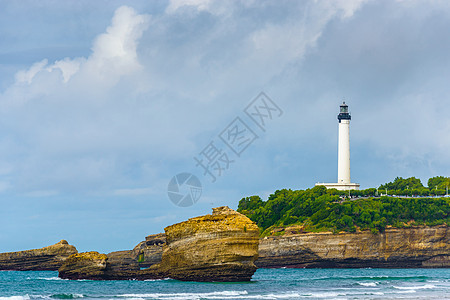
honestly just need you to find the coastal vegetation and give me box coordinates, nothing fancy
[378,176,450,196]
[237,176,450,236]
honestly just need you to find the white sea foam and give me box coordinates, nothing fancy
[357,282,378,287]
[393,289,417,294]
[60,294,84,299]
[0,296,31,300]
[36,277,67,281]
[302,292,347,298]
[367,292,384,295]
[119,291,249,299]
[200,292,302,299]
[393,284,436,290]
[118,291,308,300]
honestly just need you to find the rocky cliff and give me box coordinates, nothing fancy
[58,251,166,280]
[156,206,259,281]
[127,225,450,270]
[58,207,260,281]
[0,240,78,271]
[257,225,450,268]
[59,251,109,280]
[131,233,166,268]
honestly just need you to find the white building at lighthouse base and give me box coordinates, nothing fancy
[315,182,360,191]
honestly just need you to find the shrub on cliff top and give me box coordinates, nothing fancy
[237,188,450,235]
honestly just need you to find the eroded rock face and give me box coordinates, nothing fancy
[59,252,108,280]
[131,233,166,268]
[107,250,140,272]
[157,206,259,282]
[59,251,165,280]
[257,225,450,268]
[0,240,78,271]
[58,207,259,281]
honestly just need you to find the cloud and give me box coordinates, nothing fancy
[166,0,213,13]
[9,6,149,92]
[48,58,82,83]
[15,59,49,84]
[85,6,150,83]
[0,5,152,195]
[1,0,450,252]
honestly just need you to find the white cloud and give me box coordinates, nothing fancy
[1,0,450,252]
[85,6,150,83]
[330,0,369,19]
[166,0,213,13]
[47,58,83,83]
[5,5,149,102]
[0,5,152,194]
[15,59,48,84]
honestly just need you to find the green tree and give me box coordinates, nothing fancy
[428,176,450,190]
[238,196,263,211]
[380,177,424,191]
[237,187,450,235]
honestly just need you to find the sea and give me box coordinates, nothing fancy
[0,268,449,300]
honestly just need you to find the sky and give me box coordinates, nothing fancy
[0,0,449,253]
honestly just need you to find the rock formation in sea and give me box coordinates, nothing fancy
[156,206,260,281]
[0,240,78,271]
[130,233,166,268]
[256,225,450,268]
[58,251,166,280]
[58,206,260,281]
[132,225,450,270]
[59,251,109,280]
[4,214,447,279]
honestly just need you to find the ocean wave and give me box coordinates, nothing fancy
[0,294,85,300]
[206,293,302,299]
[36,277,67,281]
[366,292,384,296]
[357,282,378,287]
[393,289,417,294]
[393,284,436,290]
[143,278,171,282]
[117,291,308,300]
[301,292,346,298]
[119,291,249,299]
[314,275,429,281]
[50,294,84,299]
[0,296,31,300]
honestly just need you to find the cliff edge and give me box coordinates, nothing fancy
[59,207,260,281]
[257,225,449,268]
[0,240,78,271]
[156,206,259,281]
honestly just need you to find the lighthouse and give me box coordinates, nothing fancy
[316,102,360,191]
[338,102,351,184]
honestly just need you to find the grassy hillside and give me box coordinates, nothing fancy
[237,185,450,236]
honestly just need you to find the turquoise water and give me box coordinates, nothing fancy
[0,268,449,299]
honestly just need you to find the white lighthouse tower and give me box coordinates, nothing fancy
[338,102,351,184]
[316,102,359,191]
